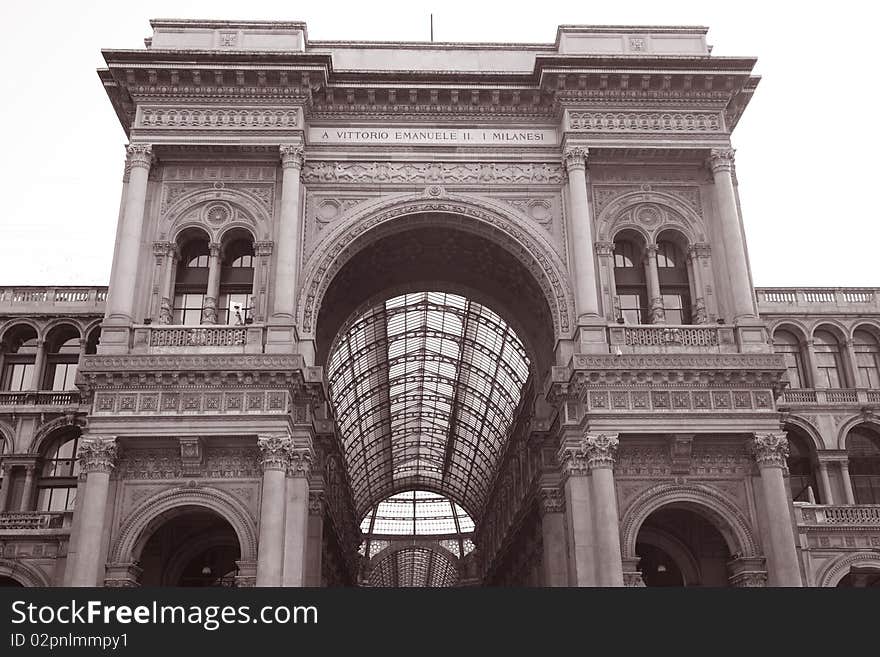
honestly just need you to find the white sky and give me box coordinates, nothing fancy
[1,1,877,287]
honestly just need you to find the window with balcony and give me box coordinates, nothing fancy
[218,232,255,325]
[773,329,807,389]
[45,325,80,391]
[36,432,80,512]
[173,231,210,325]
[846,427,880,505]
[656,235,692,324]
[813,330,845,389]
[853,329,880,389]
[786,430,819,502]
[1,324,38,391]
[613,234,647,324]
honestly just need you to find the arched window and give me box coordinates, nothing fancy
[45,326,80,391]
[656,238,691,324]
[813,330,845,389]
[853,330,880,389]
[1,325,38,391]
[773,329,807,389]
[37,433,81,512]
[173,234,210,325]
[218,234,255,325]
[786,430,818,502]
[613,235,647,324]
[846,428,880,505]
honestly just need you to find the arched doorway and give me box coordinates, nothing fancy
[137,508,241,587]
[837,567,880,587]
[635,507,733,587]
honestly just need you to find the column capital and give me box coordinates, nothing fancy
[709,148,736,174]
[287,448,313,478]
[556,442,590,478]
[687,242,711,259]
[254,241,274,256]
[563,146,588,172]
[152,241,177,258]
[594,241,616,257]
[76,436,119,475]
[644,243,659,258]
[584,433,620,469]
[208,242,222,258]
[279,144,305,170]
[125,144,154,171]
[751,432,790,468]
[257,433,292,471]
[537,487,565,515]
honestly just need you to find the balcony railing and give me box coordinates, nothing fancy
[0,286,107,313]
[779,388,880,406]
[0,512,69,530]
[0,391,82,407]
[797,504,880,526]
[608,324,737,353]
[132,324,265,354]
[756,287,880,312]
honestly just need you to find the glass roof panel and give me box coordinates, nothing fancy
[328,291,530,517]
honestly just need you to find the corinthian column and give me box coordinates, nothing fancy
[155,242,178,324]
[557,440,595,586]
[585,433,624,586]
[256,433,291,586]
[282,448,312,587]
[708,149,757,321]
[202,242,222,324]
[751,433,802,586]
[563,147,601,321]
[69,437,118,586]
[644,245,665,324]
[106,144,153,325]
[272,145,305,322]
[537,487,567,587]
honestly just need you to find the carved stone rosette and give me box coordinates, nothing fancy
[709,148,735,174]
[77,436,119,475]
[751,433,789,469]
[537,487,565,515]
[257,433,292,471]
[584,433,620,470]
[280,144,305,170]
[557,443,590,478]
[563,146,589,173]
[287,448,313,478]
[126,144,154,170]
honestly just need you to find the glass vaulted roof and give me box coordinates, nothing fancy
[327,292,530,518]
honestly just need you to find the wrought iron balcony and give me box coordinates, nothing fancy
[0,390,82,408]
[0,512,70,531]
[779,388,880,407]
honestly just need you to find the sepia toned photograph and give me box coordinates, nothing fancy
[1,0,878,608]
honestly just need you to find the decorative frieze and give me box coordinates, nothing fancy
[301,161,564,185]
[568,110,723,133]
[577,387,773,413]
[178,437,204,476]
[76,437,118,475]
[537,488,565,515]
[91,389,291,417]
[138,107,300,130]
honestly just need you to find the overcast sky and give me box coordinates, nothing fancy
[1,1,876,287]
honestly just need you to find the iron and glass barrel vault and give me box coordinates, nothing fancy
[1,20,879,589]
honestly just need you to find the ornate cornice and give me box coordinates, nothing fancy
[709,148,735,174]
[125,144,154,170]
[584,433,619,469]
[751,432,789,468]
[280,144,305,170]
[77,436,118,475]
[257,433,291,471]
[287,448,313,478]
[563,146,588,172]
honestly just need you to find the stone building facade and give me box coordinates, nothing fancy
[1,20,878,588]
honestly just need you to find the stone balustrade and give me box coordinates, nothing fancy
[779,388,880,407]
[756,287,880,313]
[797,504,880,526]
[608,324,737,353]
[0,286,107,313]
[132,324,266,354]
[0,512,69,531]
[0,391,82,408]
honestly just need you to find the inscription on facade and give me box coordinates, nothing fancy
[308,127,558,146]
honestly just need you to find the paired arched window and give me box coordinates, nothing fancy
[813,330,845,389]
[853,330,880,388]
[1,325,38,391]
[773,329,807,389]
[786,429,819,503]
[173,233,210,325]
[611,231,693,325]
[846,428,880,505]
[37,432,81,512]
[218,234,255,325]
